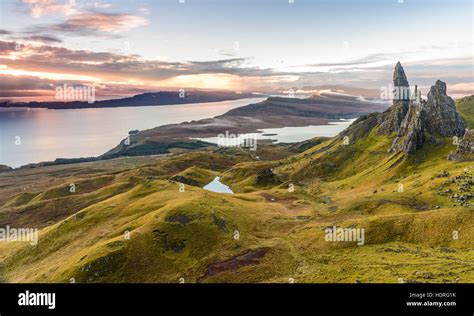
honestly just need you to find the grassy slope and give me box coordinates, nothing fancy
[0,113,473,283]
[456,95,474,129]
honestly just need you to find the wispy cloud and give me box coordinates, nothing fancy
[0,40,292,97]
[33,12,149,35]
[93,2,112,9]
[0,41,282,80]
[1,37,472,100]
[12,35,63,44]
[20,0,78,18]
[20,0,148,37]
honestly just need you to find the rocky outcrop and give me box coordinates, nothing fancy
[0,165,12,172]
[340,112,381,143]
[390,104,424,153]
[378,62,410,135]
[448,129,474,161]
[169,175,200,186]
[423,80,465,137]
[343,62,467,155]
[255,168,281,186]
[385,64,465,153]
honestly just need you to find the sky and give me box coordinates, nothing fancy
[0,0,472,101]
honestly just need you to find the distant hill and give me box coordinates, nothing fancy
[0,164,12,172]
[222,93,387,119]
[103,93,388,159]
[0,90,260,110]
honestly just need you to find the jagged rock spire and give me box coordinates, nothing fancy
[378,62,410,134]
[430,80,447,96]
[393,61,409,88]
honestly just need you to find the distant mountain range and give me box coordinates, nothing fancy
[0,90,261,110]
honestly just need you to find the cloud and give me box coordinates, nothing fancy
[448,82,474,99]
[20,0,148,37]
[21,0,78,18]
[0,73,158,99]
[449,82,474,92]
[0,29,62,45]
[0,74,55,90]
[14,35,63,44]
[137,7,150,15]
[0,40,284,85]
[93,2,112,9]
[0,41,18,54]
[188,58,279,77]
[0,39,298,98]
[0,41,284,79]
[304,53,391,68]
[299,44,473,73]
[0,39,472,100]
[45,12,149,34]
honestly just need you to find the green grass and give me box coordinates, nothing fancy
[456,95,474,129]
[0,119,472,283]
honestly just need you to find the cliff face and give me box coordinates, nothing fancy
[389,104,424,153]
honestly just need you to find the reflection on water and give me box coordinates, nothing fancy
[203,176,234,194]
[0,98,265,168]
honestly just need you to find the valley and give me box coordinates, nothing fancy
[0,63,472,283]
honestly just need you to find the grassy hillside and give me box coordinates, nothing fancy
[456,95,474,129]
[0,119,472,283]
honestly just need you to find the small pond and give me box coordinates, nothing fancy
[203,176,234,194]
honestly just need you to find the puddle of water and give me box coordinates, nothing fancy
[203,176,234,194]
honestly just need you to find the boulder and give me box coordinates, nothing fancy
[448,129,474,161]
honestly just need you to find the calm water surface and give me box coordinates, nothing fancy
[0,98,265,168]
[203,176,234,194]
[197,119,356,145]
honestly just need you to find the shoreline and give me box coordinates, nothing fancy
[1,94,388,169]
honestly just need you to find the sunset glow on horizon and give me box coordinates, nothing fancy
[0,0,472,101]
